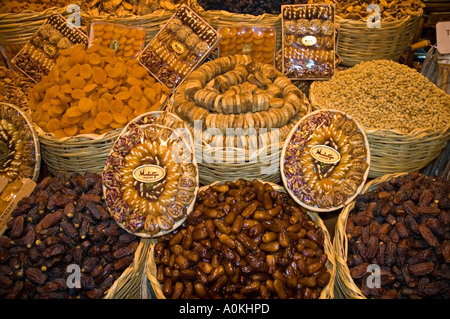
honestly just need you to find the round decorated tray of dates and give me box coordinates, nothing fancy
[147,179,336,299]
[281,109,370,212]
[103,111,199,238]
[0,102,40,182]
[335,171,450,299]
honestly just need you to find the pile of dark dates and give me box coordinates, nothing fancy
[196,0,308,16]
[154,179,331,299]
[346,171,450,299]
[0,173,139,299]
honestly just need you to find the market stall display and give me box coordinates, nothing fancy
[310,59,450,178]
[147,179,335,299]
[103,111,198,238]
[281,109,370,212]
[171,54,311,184]
[334,171,450,299]
[0,173,146,299]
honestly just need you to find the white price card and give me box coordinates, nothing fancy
[436,21,450,54]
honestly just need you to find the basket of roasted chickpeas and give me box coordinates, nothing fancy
[146,179,336,299]
[28,43,171,176]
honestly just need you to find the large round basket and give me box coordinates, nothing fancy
[335,13,422,67]
[104,238,152,299]
[333,172,408,299]
[35,126,121,176]
[187,0,283,51]
[309,86,450,179]
[146,180,337,299]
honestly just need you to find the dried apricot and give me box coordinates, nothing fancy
[71,89,86,100]
[46,118,61,132]
[133,66,148,79]
[66,106,82,118]
[79,64,93,79]
[92,67,107,84]
[113,112,127,124]
[63,124,78,136]
[115,90,131,101]
[97,98,110,112]
[78,97,93,113]
[110,99,123,113]
[88,52,102,65]
[70,77,86,89]
[83,83,97,93]
[83,118,96,133]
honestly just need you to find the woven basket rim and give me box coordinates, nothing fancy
[0,102,41,182]
[102,110,199,239]
[146,180,337,299]
[280,108,371,213]
[35,123,122,143]
[309,83,450,138]
[333,171,410,299]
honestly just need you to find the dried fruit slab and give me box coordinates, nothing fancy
[138,4,221,91]
[281,4,336,80]
[218,26,277,65]
[0,103,40,183]
[88,21,147,60]
[281,109,370,212]
[11,13,88,83]
[103,111,199,238]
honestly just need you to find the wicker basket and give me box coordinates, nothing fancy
[146,180,337,299]
[188,0,283,51]
[35,126,121,176]
[335,13,422,67]
[309,88,450,179]
[333,172,408,299]
[104,238,152,299]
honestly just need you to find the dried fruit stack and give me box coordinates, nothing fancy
[172,54,311,148]
[346,172,450,299]
[0,173,140,299]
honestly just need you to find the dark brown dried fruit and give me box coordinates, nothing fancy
[25,267,47,285]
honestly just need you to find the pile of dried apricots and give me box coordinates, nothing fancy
[28,44,170,138]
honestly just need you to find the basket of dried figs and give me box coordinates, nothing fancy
[169,54,311,185]
[334,171,450,299]
[146,179,336,299]
[0,173,151,299]
[103,111,199,239]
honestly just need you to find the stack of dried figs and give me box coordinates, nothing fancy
[0,173,140,299]
[346,172,450,299]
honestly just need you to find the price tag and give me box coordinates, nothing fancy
[436,21,450,54]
